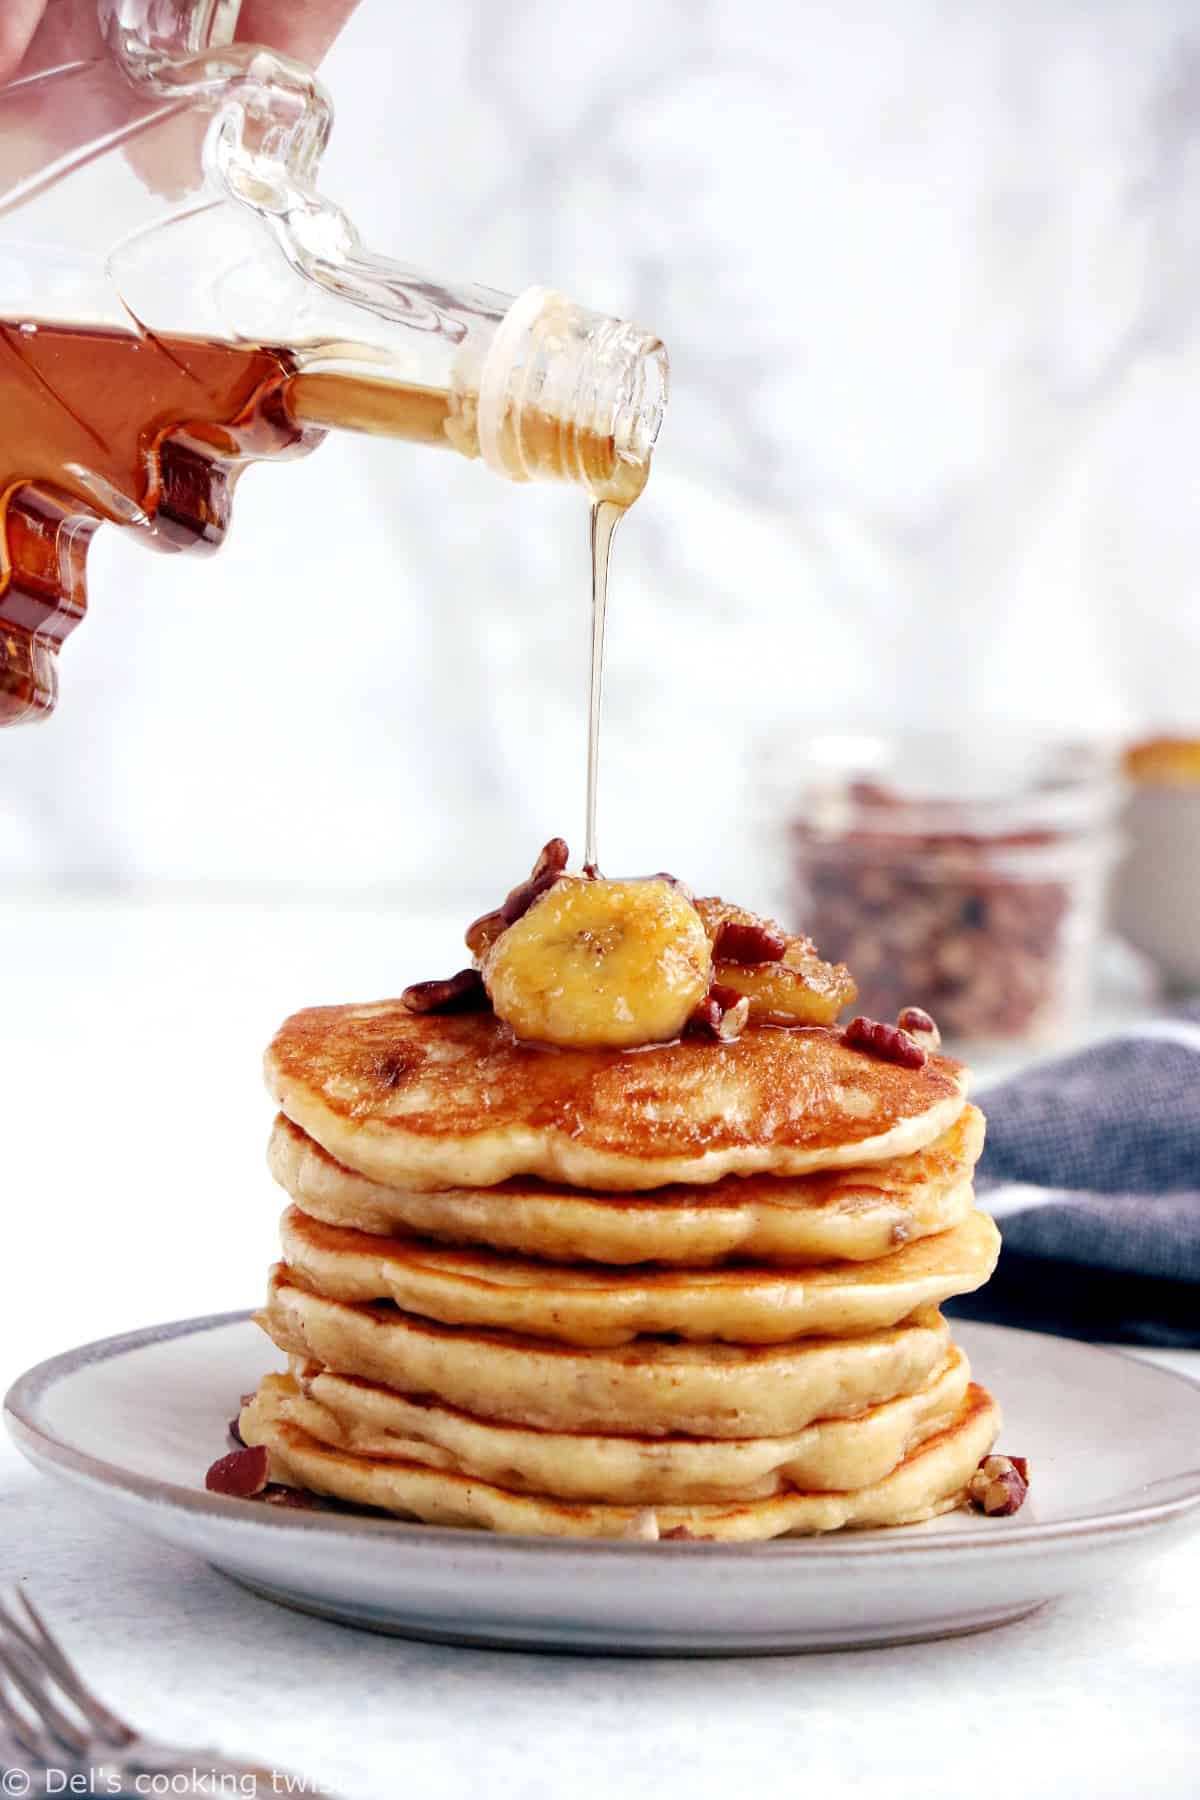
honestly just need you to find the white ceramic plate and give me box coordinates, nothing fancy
[6,1315,1200,1654]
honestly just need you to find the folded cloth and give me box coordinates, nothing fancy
[948,1007,1200,1347]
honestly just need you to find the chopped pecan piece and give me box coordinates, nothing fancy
[205,1444,269,1498]
[967,1454,1030,1516]
[401,968,489,1014]
[661,1525,706,1541]
[843,1014,927,1069]
[262,1483,324,1509]
[618,1508,661,1541]
[689,983,751,1043]
[789,805,1071,1044]
[228,1390,256,1443]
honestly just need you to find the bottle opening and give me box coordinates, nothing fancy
[475,287,668,504]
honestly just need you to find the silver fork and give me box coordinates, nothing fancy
[0,1589,326,1797]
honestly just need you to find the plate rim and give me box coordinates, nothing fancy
[6,1309,1200,1561]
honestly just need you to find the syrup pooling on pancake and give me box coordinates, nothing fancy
[265,1007,969,1193]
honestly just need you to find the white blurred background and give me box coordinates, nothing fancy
[4,0,1200,910]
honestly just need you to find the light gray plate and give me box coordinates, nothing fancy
[6,1314,1200,1654]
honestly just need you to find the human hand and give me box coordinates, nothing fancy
[0,0,360,84]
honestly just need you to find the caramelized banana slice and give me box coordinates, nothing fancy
[695,897,857,1027]
[484,877,713,1049]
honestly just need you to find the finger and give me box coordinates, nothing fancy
[236,0,360,67]
[0,0,47,84]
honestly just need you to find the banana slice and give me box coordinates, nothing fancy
[483,877,713,1049]
[695,896,857,1027]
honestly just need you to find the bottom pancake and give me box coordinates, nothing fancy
[282,1347,971,1501]
[239,1374,1000,1540]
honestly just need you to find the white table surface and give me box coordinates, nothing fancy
[1,895,1197,1800]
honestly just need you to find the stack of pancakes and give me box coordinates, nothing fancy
[240,1001,1002,1539]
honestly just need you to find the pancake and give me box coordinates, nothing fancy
[268,1105,986,1265]
[278,1204,1000,1347]
[240,1373,1001,1539]
[264,1006,969,1193]
[284,1346,971,1501]
[258,1267,954,1437]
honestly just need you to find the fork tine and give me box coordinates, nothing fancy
[0,1635,92,1758]
[9,1591,135,1746]
[0,1667,58,1764]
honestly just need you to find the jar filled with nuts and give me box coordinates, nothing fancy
[774,733,1123,1049]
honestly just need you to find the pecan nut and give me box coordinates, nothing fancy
[205,1444,269,1498]
[618,1508,661,1541]
[689,983,751,1043]
[464,908,507,959]
[228,1391,255,1446]
[790,807,1070,1044]
[465,839,570,957]
[897,1005,942,1050]
[262,1483,324,1509]
[500,837,570,925]
[843,1014,927,1069]
[402,968,489,1014]
[967,1454,1030,1516]
[713,918,788,964]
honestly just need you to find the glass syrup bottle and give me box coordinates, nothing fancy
[0,0,667,724]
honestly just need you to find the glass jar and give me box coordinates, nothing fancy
[772,733,1123,1049]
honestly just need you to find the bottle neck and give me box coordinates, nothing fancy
[282,287,667,506]
[97,4,668,502]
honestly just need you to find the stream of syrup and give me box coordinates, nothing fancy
[584,498,624,874]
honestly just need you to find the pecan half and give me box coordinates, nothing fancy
[500,837,570,925]
[205,1444,269,1498]
[401,968,489,1014]
[464,908,507,960]
[897,1005,942,1050]
[967,1454,1030,1516]
[843,1015,927,1069]
[713,918,788,964]
[465,839,571,958]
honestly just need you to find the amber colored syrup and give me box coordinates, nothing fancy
[0,322,477,725]
[584,498,624,873]
[0,316,645,817]
[0,321,321,724]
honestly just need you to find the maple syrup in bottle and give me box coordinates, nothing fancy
[0,5,666,724]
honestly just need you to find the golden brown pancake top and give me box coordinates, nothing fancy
[264,1004,969,1192]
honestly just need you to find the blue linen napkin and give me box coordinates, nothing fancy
[947,1007,1200,1346]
